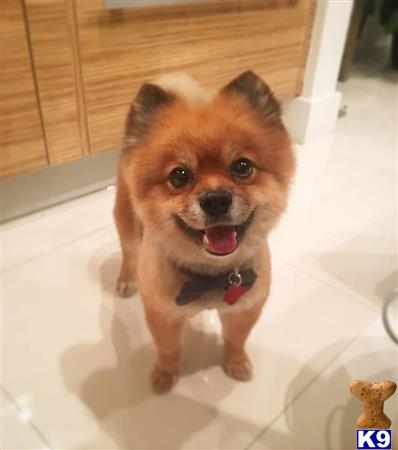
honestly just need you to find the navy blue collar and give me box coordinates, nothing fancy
[176,268,257,306]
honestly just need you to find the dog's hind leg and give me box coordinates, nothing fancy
[113,164,140,297]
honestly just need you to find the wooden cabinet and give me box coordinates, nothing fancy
[1,0,47,178]
[24,0,88,165]
[76,0,315,154]
[1,0,315,178]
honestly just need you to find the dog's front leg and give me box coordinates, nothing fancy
[219,300,264,381]
[144,306,186,394]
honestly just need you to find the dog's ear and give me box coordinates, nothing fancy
[124,83,175,148]
[221,70,281,125]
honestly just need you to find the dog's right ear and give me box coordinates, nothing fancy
[124,83,175,148]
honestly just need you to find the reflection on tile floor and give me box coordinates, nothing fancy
[2,63,397,449]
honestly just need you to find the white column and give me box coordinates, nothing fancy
[283,0,354,144]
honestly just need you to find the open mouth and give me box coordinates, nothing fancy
[203,225,238,255]
[173,213,254,256]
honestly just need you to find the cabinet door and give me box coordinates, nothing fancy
[24,0,89,165]
[1,0,48,178]
[76,0,315,154]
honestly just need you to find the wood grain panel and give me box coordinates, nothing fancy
[76,0,316,154]
[295,0,317,94]
[0,0,47,178]
[24,0,88,165]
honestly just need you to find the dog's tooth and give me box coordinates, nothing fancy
[203,234,209,245]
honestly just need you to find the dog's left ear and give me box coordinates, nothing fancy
[221,70,281,125]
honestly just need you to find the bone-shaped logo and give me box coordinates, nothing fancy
[350,380,397,429]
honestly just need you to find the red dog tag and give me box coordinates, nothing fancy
[223,285,247,305]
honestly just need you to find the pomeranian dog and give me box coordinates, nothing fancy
[114,71,294,393]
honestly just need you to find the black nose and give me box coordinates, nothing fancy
[199,190,232,217]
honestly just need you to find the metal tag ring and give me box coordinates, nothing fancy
[228,271,242,287]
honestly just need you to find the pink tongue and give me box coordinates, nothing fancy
[204,226,237,255]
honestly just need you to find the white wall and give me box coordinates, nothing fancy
[283,0,354,144]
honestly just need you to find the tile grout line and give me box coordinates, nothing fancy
[1,385,53,450]
[271,252,380,313]
[243,315,379,450]
[2,223,114,274]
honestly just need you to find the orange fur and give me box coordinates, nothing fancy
[114,72,294,392]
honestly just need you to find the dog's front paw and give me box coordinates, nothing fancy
[116,279,137,298]
[223,353,253,381]
[151,366,179,394]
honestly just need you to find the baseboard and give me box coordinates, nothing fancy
[1,150,118,222]
[282,91,342,144]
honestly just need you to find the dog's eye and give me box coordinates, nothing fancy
[230,158,254,178]
[169,167,192,188]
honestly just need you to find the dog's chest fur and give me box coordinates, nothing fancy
[137,237,271,317]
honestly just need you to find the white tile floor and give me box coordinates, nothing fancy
[1,64,397,449]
